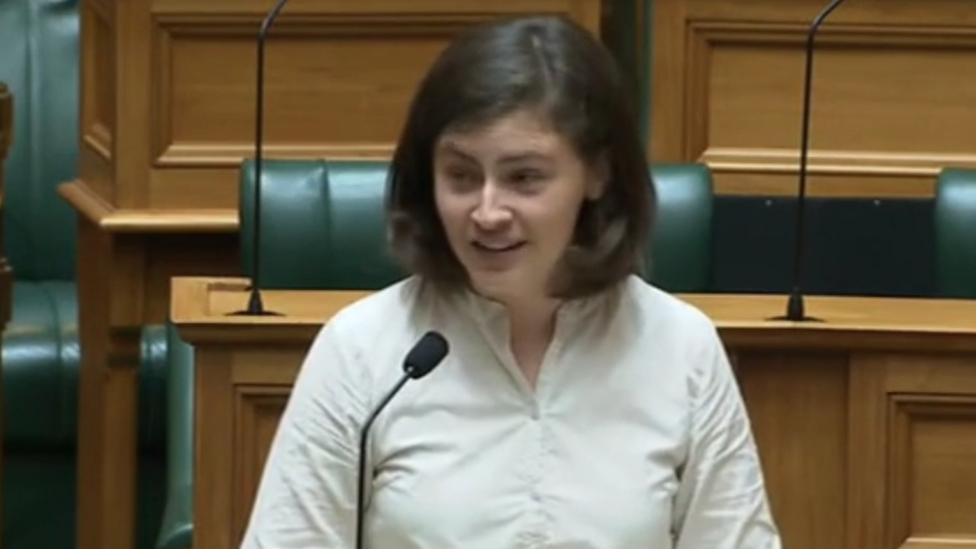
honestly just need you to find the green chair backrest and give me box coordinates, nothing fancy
[646,162,713,292]
[240,159,714,293]
[0,0,80,281]
[239,159,404,290]
[934,168,976,298]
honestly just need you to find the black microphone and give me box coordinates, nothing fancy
[773,0,850,322]
[354,331,450,549]
[232,0,292,317]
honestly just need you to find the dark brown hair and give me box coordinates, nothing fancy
[386,15,654,299]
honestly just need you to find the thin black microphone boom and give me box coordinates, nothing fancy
[233,0,292,317]
[355,331,450,549]
[774,0,850,322]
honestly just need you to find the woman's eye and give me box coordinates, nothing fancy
[508,169,544,186]
[443,168,480,189]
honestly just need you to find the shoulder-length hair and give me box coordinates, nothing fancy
[386,15,654,299]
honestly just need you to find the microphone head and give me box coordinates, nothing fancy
[403,331,449,379]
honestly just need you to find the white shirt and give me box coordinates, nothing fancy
[240,275,782,549]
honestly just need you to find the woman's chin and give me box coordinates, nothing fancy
[469,278,512,302]
[467,270,520,302]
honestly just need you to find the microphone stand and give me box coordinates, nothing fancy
[231,0,292,317]
[354,332,449,549]
[773,0,850,322]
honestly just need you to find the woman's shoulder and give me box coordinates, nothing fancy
[618,276,739,397]
[302,276,442,381]
[605,276,729,384]
[326,276,429,332]
[619,275,719,344]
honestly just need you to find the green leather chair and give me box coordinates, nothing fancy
[148,324,195,549]
[0,81,11,330]
[238,159,715,292]
[0,1,172,547]
[934,168,976,298]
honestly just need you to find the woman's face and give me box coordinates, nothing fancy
[433,109,605,304]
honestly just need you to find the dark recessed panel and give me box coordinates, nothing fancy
[712,197,935,297]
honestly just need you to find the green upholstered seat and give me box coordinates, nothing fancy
[0,82,10,331]
[0,1,169,547]
[1,1,85,545]
[934,168,976,298]
[239,160,403,290]
[2,288,170,549]
[147,324,195,549]
[646,163,713,292]
[239,158,714,292]
[3,281,79,549]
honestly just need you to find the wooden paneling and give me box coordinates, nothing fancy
[650,0,976,197]
[69,0,603,218]
[174,278,976,549]
[736,351,976,549]
[70,217,240,549]
[733,351,849,549]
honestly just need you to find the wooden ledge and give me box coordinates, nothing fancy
[58,180,238,233]
[171,276,976,352]
[172,277,368,326]
[172,277,369,344]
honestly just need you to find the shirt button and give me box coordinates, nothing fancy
[530,403,540,420]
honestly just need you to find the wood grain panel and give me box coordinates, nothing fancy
[890,399,976,545]
[735,351,849,549]
[233,388,288,546]
[79,0,115,202]
[81,7,114,155]
[141,232,240,320]
[196,345,303,549]
[884,355,976,549]
[150,17,469,209]
[155,20,465,161]
[650,0,976,197]
[705,31,976,154]
[73,0,602,217]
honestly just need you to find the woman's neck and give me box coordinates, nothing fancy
[507,298,559,335]
[505,297,561,388]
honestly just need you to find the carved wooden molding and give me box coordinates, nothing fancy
[650,0,976,198]
[685,22,976,197]
[77,0,601,216]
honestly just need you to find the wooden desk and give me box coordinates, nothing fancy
[173,276,976,549]
[0,81,13,549]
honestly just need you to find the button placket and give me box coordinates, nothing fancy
[527,387,555,545]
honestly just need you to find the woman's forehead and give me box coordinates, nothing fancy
[435,110,570,162]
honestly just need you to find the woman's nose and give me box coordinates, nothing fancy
[471,183,512,228]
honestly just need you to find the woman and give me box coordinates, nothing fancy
[240,14,782,549]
